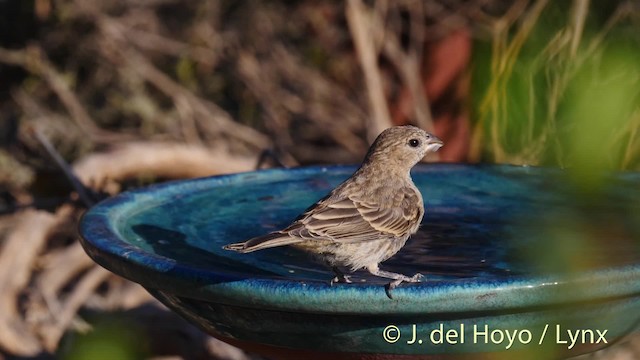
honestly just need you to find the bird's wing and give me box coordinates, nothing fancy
[285,187,423,243]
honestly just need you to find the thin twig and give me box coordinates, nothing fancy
[30,126,97,208]
[346,0,393,141]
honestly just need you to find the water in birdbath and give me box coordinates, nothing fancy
[119,164,640,286]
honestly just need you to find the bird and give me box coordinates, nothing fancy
[224,125,443,298]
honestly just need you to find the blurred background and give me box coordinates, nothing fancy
[0,0,639,359]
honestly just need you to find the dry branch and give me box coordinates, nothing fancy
[346,0,393,141]
[0,46,128,143]
[380,2,435,133]
[73,141,256,189]
[41,266,111,351]
[37,242,95,307]
[97,16,270,150]
[0,210,56,355]
[0,135,258,357]
[236,47,367,159]
[382,35,435,133]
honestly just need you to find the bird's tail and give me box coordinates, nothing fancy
[223,232,302,253]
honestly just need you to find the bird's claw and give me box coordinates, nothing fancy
[330,275,352,286]
[384,280,401,299]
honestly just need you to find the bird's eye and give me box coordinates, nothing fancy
[409,139,420,147]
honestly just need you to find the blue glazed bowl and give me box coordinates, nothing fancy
[79,164,640,359]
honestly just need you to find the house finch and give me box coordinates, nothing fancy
[224,126,443,298]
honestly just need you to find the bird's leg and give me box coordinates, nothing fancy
[330,266,352,285]
[366,264,423,299]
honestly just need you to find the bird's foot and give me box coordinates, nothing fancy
[365,264,425,299]
[330,266,353,286]
[383,273,425,299]
[330,274,352,286]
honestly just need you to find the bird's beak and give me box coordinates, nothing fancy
[426,135,444,153]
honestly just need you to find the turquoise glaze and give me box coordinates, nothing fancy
[79,164,640,357]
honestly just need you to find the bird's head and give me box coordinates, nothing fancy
[364,126,443,170]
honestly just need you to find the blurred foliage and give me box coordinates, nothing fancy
[471,1,640,181]
[60,318,148,360]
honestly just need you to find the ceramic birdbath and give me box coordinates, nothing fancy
[79,164,640,359]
